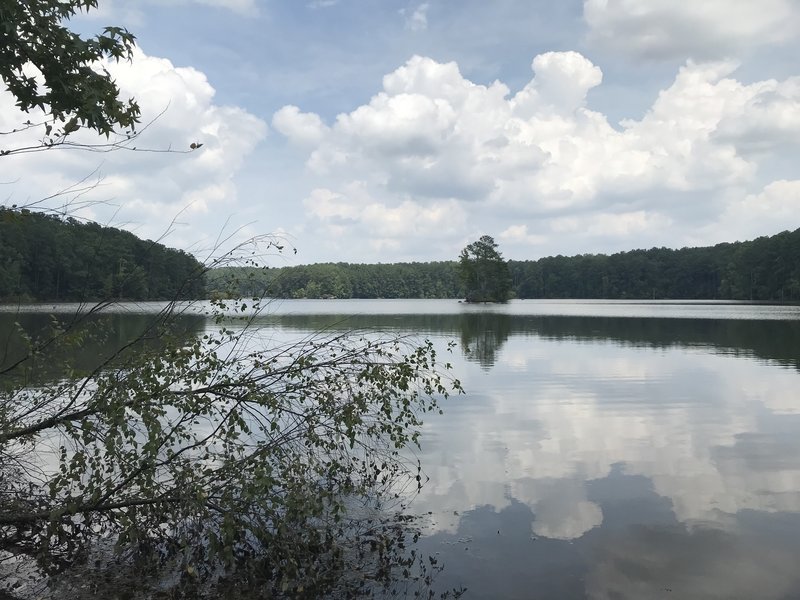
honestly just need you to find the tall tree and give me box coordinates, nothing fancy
[458,235,512,303]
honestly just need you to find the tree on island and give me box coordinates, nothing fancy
[458,235,512,303]
[0,2,464,598]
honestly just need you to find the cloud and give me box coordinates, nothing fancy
[413,334,800,543]
[550,210,673,237]
[710,180,800,242]
[402,3,430,32]
[713,76,800,153]
[499,224,546,246]
[583,0,799,60]
[0,46,267,250]
[512,51,603,116]
[273,51,800,260]
[513,478,604,540]
[302,185,467,257]
[272,105,329,147]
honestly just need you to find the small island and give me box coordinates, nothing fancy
[458,235,512,303]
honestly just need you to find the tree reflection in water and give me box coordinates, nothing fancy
[458,312,511,369]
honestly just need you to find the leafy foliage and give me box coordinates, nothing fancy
[0,297,463,598]
[0,0,140,147]
[458,235,511,303]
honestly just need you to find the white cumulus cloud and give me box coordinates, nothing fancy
[273,51,800,260]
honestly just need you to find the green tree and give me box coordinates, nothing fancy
[458,235,511,303]
[0,0,140,156]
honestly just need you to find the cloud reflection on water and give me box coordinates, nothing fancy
[417,338,800,535]
[410,326,800,597]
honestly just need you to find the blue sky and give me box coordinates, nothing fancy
[3,0,800,264]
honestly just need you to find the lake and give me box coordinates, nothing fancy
[4,299,800,599]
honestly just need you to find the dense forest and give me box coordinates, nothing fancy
[3,208,799,303]
[209,228,800,302]
[0,208,205,301]
[509,228,800,300]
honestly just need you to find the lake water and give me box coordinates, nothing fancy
[4,299,800,598]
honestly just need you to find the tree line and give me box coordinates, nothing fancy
[5,213,799,303]
[208,261,463,300]
[509,228,800,301]
[210,228,800,302]
[0,208,206,301]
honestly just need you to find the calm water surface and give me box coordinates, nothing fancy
[4,299,800,599]
[256,300,800,600]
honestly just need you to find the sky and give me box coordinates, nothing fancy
[2,0,800,264]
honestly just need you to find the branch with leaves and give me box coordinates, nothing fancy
[0,2,204,157]
[0,0,139,137]
[0,286,463,598]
